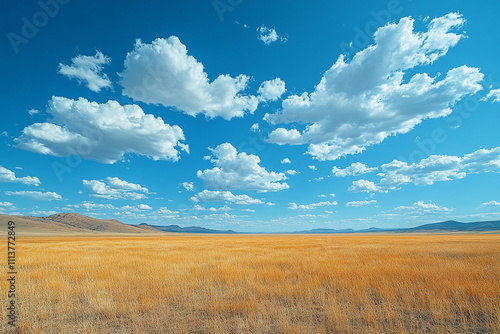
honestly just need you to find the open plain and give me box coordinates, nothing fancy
[0,234,498,333]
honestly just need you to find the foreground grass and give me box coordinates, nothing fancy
[1,234,498,333]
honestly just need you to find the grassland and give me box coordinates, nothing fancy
[1,234,498,333]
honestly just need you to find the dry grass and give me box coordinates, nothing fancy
[1,234,498,333]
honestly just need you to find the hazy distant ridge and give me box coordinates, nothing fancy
[1,213,498,235]
[295,220,500,234]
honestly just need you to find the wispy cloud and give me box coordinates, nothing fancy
[59,51,112,92]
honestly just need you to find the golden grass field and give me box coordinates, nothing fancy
[1,234,499,333]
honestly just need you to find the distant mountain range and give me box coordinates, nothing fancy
[136,223,237,234]
[0,213,499,235]
[294,220,500,234]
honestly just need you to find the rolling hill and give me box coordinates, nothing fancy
[0,213,163,235]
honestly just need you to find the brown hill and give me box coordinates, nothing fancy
[0,213,164,235]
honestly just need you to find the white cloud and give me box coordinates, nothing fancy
[180,182,194,191]
[344,146,500,194]
[288,200,338,210]
[377,146,500,189]
[15,96,187,164]
[30,210,58,216]
[58,51,112,92]
[193,204,232,212]
[285,170,300,175]
[258,78,286,102]
[0,165,40,186]
[280,158,291,164]
[64,201,117,211]
[121,204,152,211]
[250,123,260,132]
[394,201,454,214]
[197,143,289,192]
[347,180,384,193]
[481,88,500,103]
[120,37,259,120]
[190,190,267,205]
[0,202,15,213]
[155,207,179,217]
[83,177,149,200]
[345,200,377,207]
[308,165,317,171]
[265,13,484,160]
[481,200,500,207]
[28,109,40,116]
[241,208,255,212]
[5,191,62,201]
[257,25,286,45]
[332,162,377,177]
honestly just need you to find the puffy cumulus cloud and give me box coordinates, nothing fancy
[15,96,187,164]
[332,162,377,177]
[58,51,112,92]
[288,200,338,210]
[250,123,260,133]
[345,200,377,207]
[197,143,289,192]
[394,201,454,214]
[5,191,62,201]
[347,179,385,193]
[0,165,40,186]
[280,158,291,164]
[308,165,317,171]
[83,177,149,200]
[377,146,500,189]
[257,25,286,45]
[106,177,149,192]
[481,200,500,207]
[481,89,500,103]
[285,170,300,175]
[120,37,259,120]
[190,190,270,205]
[180,182,194,191]
[265,13,484,160]
[258,78,286,102]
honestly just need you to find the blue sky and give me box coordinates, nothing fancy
[1,0,499,232]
